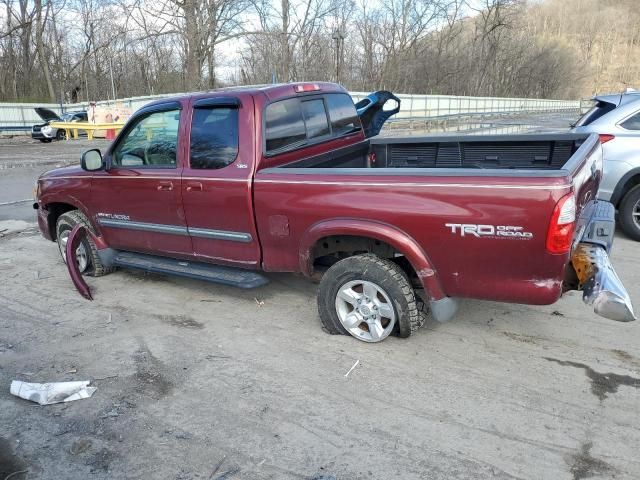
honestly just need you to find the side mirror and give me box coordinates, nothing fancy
[81,149,104,171]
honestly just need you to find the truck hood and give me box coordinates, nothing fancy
[40,165,85,179]
[35,107,61,122]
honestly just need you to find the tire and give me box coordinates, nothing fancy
[56,129,66,141]
[39,138,52,143]
[317,253,423,342]
[619,185,640,241]
[55,210,113,276]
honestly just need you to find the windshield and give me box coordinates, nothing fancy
[60,112,86,122]
[574,101,616,127]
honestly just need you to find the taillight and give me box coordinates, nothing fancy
[546,193,576,254]
[598,134,615,144]
[294,84,320,93]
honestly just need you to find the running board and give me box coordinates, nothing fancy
[111,251,268,289]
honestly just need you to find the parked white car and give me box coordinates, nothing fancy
[31,108,87,142]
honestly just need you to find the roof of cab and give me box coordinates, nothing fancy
[142,82,348,109]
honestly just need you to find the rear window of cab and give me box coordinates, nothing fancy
[265,93,361,154]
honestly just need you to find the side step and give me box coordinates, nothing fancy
[111,251,268,289]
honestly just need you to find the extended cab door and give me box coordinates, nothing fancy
[180,96,261,268]
[90,102,192,256]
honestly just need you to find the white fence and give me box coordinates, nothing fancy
[0,91,580,131]
[350,93,579,120]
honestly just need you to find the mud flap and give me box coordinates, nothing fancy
[571,243,636,322]
[65,224,93,300]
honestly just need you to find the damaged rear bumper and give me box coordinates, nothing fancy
[569,200,635,322]
[571,243,635,322]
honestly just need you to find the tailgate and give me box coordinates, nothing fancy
[566,134,603,244]
[564,135,636,321]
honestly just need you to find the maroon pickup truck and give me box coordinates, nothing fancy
[34,82,635,342]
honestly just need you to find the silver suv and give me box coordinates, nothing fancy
[31,108,87,142]
[572,90,640,240]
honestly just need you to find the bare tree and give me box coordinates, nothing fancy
[124,0,252,90]
[1,0,639,102]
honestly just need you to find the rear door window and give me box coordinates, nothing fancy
[620,111,640,130]
[190,107,239,169]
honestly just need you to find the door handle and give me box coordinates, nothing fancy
[185,182,203,192]
[157,181,173,191]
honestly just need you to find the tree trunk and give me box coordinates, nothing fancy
[35,0,56,102]
[280,0,289,82]
[183,0,202,91]
[208,46,215,89]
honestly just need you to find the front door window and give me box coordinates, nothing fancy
[112,109,180,168]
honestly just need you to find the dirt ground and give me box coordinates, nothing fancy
[1,136,639,480]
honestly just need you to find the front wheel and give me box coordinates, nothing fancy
[56,210,113,276]
[619,185,640,241]
[317,254,423,342]
[56,129,66,141]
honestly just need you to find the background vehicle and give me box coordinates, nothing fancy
[31,108,88,142]
[34,83,635,343]
[571,90,640,240]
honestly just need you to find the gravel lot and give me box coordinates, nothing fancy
[0,132,639,480]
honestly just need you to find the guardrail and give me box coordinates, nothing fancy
[350,93,580,119]
[50,121,126,140]
[0,125,31,133]
[1,91,580,134]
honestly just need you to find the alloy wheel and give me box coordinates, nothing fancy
[335,280,396,342]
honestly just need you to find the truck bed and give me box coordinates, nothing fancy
[255,133,602,306]
[278,134,590,172]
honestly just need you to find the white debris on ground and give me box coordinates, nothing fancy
[10,380,97,405]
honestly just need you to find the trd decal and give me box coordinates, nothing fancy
[445,223,533,239]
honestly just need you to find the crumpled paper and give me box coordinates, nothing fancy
[10,380,97,405]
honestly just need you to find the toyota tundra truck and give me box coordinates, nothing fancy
[34,82,636,343]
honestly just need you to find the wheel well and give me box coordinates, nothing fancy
[45,202,76,240]
[615,173,640,207]
[311,235,419,285]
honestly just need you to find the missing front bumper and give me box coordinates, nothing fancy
[571,243,636,322]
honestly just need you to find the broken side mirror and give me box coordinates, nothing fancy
[81,149,104,171]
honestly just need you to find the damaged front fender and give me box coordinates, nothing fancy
[65,224,93,300]
[571,243,636,322]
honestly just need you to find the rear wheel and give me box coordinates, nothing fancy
[55,210,113,276]
[317,254,423,342]
[619,185,640,241]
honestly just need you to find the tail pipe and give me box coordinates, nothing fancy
[571,243,636,322]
